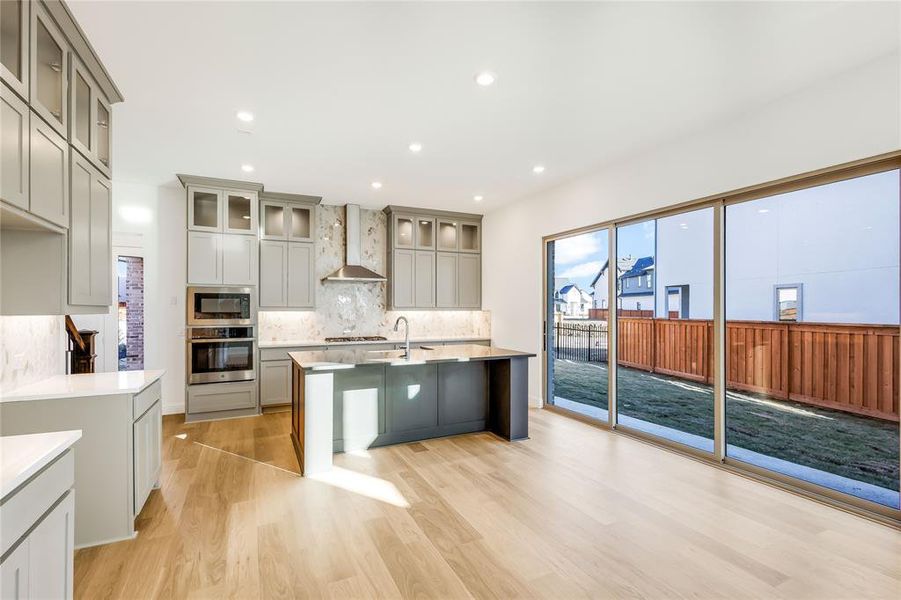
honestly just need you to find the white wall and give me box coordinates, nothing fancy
[482,54,901,406]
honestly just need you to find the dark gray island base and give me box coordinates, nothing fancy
[289,345,535,475]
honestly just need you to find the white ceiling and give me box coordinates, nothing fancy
[69,1,900,211]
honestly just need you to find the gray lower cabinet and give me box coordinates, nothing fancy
[29,112,68,228]
[1,84,29,210]
[386,364,438,433]
[133,400,162,516]
[260,360,291,406]
[438,362,488,425]
[187,380,257,419]
[259,240,314,309]
[458,253,481,308]
[436,252,458,307]
[69,153,111,306]
[0,467,75,600]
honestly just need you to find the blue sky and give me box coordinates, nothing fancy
[554,221,655,291]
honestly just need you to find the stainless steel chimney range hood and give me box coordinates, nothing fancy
[323,204,387,282]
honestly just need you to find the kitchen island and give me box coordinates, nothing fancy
[289,344,534,475]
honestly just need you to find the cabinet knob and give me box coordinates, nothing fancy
[97,120,108,128]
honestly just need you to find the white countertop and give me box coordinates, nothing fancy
[1,430,82,498]
[260,336,490,349]
[0,370,165,403]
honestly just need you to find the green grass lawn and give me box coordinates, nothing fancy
[552,359,900,491]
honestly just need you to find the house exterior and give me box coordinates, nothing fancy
[617,257,655,311]
[554,283,593,318]
[590,257,638,309]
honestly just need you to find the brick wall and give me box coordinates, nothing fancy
[123,256,144,369]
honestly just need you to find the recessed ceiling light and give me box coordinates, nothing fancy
[679,223,688,229]
[473,195,484,202]
[532,165,545,174]
[242,215,250,220]
[409,142,423,153]
[241,164,254,173]
[371,181,383,189]
[236,110,254,122]
[758,208,770,214]
[475,71,496,87]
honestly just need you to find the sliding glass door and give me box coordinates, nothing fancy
[542,156,900,519]
[546,229,610,421]
[725,169,900,509]
[616,209,714,452]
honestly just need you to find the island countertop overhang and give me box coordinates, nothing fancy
[288,344,535,371]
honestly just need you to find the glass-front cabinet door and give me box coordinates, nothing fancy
[224,191,257,235]
[30,3,67,137]
[288,205,313,241]
[459,222,480,252]
[69,57,93,159]
[437,219,458,251]
[260,200,287,240]
[0,0,29,98]
[416,218,435,249]
[394,215,414,247]
[188,186,222,232]
[95,94,111,172]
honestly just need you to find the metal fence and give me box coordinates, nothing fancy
[553,321,608,363]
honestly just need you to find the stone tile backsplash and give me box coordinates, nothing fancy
[0,315,65,392]
[258,205,491,342]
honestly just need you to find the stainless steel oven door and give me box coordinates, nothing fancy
[187,338,256,384]
[187,287,255,326]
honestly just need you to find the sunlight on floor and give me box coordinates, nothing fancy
[308,466,410,508]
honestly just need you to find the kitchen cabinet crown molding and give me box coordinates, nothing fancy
[177,173,264,193]
[260,191,322,205]
[383,205,483,222]
[42,0,124,104]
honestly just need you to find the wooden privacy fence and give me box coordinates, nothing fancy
[612,318,900,422]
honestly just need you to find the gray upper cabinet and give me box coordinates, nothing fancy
[69,152,111,306]
[384,206,482,310]
[436,252,457,308]
[259,240,315,309]
[224,190,257,235]
[0,0,29,99]
[187,186,222,232]
[30,3,67,138]
[259,240,287,307]
[29,112,68,227]
[222,232,258,286]
[68,54,111,177]
[187,230,221,285]
[260,196,316,242]
[414,250,435,307]
[1,84,29,209]
[458,253,481,308]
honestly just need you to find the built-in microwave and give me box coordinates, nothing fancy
[187,286,255,326]
[187,326,256,384]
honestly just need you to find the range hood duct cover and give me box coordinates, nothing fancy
[323,204,387,282]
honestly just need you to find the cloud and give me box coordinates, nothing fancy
[554,233,604,265]
[558,260,604,279]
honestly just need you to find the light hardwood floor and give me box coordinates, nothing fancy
[73,408,901,599]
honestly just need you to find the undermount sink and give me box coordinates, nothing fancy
[418,345,436,350]
[365,347,433,363]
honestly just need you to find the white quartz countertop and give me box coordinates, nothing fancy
[290,344,535,370]
[260,336,490,348]
[0,370,165,403]
[1,430,82,498]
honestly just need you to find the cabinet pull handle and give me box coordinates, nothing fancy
[49,61,62,72]
[97,120,108,128]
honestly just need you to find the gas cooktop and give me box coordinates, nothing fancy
[324,336,389,343]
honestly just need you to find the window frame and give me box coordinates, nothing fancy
[773,283,803,322]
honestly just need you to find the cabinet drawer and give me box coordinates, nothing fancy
[1,450,74,557]
[187,381,256,414]
[133,380,161,420]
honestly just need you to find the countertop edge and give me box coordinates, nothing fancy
[1,430,83,499]
[0,370,167,404]
[260,337,491,349]
[288,347,536,371]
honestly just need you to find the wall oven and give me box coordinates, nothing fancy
[187,326,256,384]
[187,286,255,326]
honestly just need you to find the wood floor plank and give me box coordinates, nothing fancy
[72,410,900,599]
